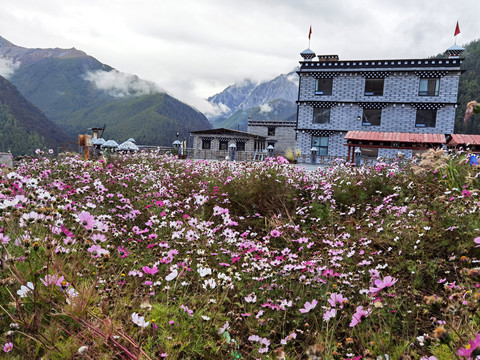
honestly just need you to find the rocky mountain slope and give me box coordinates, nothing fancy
[207,71,298,130]
[0,36,211,147]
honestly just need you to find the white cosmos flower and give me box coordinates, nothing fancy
[131,312,149,327]
[203,278,216,289]
[244,293,257,303]
[197,267,212,277]
[165,269,178,282]
[17,282,34,298]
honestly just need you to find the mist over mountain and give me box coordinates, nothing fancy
[0,36,211,147]
[207,70,298,130]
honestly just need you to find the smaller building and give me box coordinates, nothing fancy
[447,134,480,153]
[247,117,297,156]
[191,128,267,161]
[344,131,446,163]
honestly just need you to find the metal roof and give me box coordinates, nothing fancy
[118,141,139,151]
[448,134,480,146]
[345,131,446,144]
[190,128,266,139]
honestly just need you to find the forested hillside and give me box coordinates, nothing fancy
[455,38,480,133]
[64,92,211,145]
[0,103,44,155]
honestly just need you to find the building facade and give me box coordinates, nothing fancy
[191,128,266,161]
[247,117,296,156]
[295,47,464,160]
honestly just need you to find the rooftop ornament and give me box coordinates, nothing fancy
[101,140,119,152]
[118,141,139,152]
[92,138,106,147]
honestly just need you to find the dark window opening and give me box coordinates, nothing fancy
[236,141,245,151]
[267,127,275,136]
[201,139,211,150]
[315,78,333,95]
[219,140,228,150]
[415,109,437,128]
[364,78,384,96]
[362,109,382,126]
[313,108,331,124]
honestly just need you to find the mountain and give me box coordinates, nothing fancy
[0,75,71,155]
[65,92,211,145]
[207,71,298,130]
[0,36,211,146]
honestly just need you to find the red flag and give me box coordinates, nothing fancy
[454,21,460,36]
[308,26,312,40]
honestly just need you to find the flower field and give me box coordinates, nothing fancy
[1,150,480,359]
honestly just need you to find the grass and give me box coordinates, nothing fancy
[0,150,480,359]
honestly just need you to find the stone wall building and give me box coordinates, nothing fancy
[247,117,296,156]
[295,45,464,161]
[191,128,266,160]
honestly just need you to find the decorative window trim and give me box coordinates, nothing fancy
[360,71,391,78]
[358,102,389,109]
[301,72,339,79]
[301,129,335,137]
[302,101,336,108]
[415,70,447,78]
[411,103,445,110]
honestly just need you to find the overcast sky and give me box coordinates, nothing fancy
[0,0,479,115]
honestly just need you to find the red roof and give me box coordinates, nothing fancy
[345,131,446,144]
[448,134,480,146]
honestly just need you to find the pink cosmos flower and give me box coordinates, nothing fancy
[41,274,65,287]
[91,233,107,243]
[475,237,480,248]
[60,225,74,238]
[270,229,282,238]
[117,246,130,258]
[142,266,159,275]
[0,233,11,244]
[323,308,337,322]
[78,211,96,229]
[218,321,230,335]
[349,306,372,327]
[299,299,318,313]
[457,332,480,358]
[180,304,194,317]
[3,342,13,353]
[327,292,347,308]
[369,275,398,294]
[87,244,109,258]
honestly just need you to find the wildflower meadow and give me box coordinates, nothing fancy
[1,149,480,359]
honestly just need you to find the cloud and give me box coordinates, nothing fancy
[286,72,299,85]
[201,101,231,118]
[83,69,164,98]
[259,103,273,114]
[0,57,20,78]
